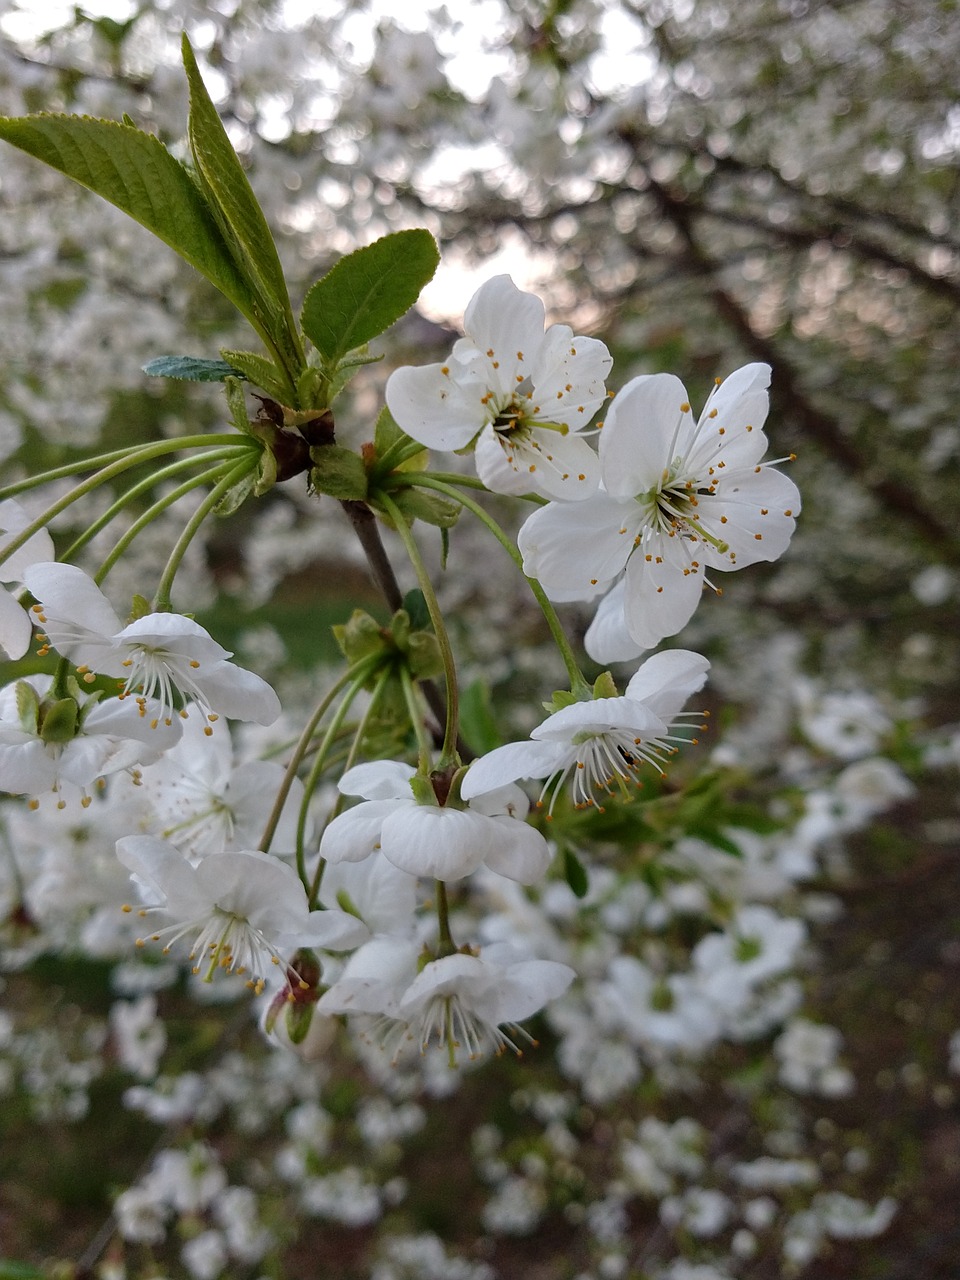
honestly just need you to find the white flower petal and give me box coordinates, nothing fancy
[518,494,638,594]
[385,362,488,450]
[379,804,492,881]
[0,586,32,660]
[600,373,693,498]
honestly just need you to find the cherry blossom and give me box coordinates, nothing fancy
[23,562,281,726]
[385,275,610,500]
[518,364,800,654]
[116,836,370,993]
[0,498,55,660]
[460,650,710,811]
[0,675,181,803]
[318,759,552,884]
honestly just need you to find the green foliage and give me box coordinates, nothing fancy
[300,230,440,368]
[142,355,243,382]
[180,35,301,382]
[0,112,254,321]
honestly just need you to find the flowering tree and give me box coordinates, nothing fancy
[0,3,956,1278]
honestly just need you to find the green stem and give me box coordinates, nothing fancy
[374,488,460,764]
[435,880,456,956]
[60,448,248,564]
[257,655,379,855]
[93,460,243,586]
[153,455,258,610]
[400,664,434,772]
[394,472,591,698]
[293,668,372,890]
[307,665,393,907]
[0,435,252,567]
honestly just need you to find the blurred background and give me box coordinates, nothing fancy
[0,1,958,1276]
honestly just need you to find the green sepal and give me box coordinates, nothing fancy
[374,404,406,457]
[300,229,440,369]
[386,486,460,530]
[544,688,580,714]
[223,376,251,435]
[563,847,590,899]
[181,35,300,374]
[409,773,439,807]
[592,670,620,700]
[129,594,152,621]
[335,889,363,920]
[39,696,79,746]
[284,999,316,1045]
[142,355,241,383]
[309,444,368,500]
[15,680,40,734]
[216,469,259,513]
[220,349,290,401]
[333,609,389,665]
[406,632,443,681]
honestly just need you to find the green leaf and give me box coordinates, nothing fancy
[459,678,502,756]
[401,589,430,632]
[143,355,242,382]
[181,36,300,373]
[0,113,254,318]
[220,349,290,401]
[300,229,440,367]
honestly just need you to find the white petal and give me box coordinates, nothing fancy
[621,549,706,649]
[116,834,203,917]
[0,499,54,580]
[482,818,552,884]
[459,739,568,800]
[294,907,370,952]
[463,275,546,393]
[379,805,492,881]
[518,494,638,594]
[319,799,404,863]
[24,561,122,640]
[583,581,647,665]
[477,958,575,1024]
[385,362,488,451]
[337,758,416,801]
[600,374,692,499]
[0,586,32,660]
[192,661,282,725]
[533,695,664,742]
[624,650,710,715]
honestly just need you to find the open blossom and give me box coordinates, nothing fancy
[23,562,281,726]
[138,715,304,858]
[0,675,180,802]
[318,939,575,1063]
[460,650,710,811]
[0,498,55,660]
[318,759,552,884]
[385,274,611,500]
[116,836,369,992]
[517,364,800,656]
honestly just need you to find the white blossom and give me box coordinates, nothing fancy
[23,562,281,726]
[518,364,800,655]
[386,275,610,500]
